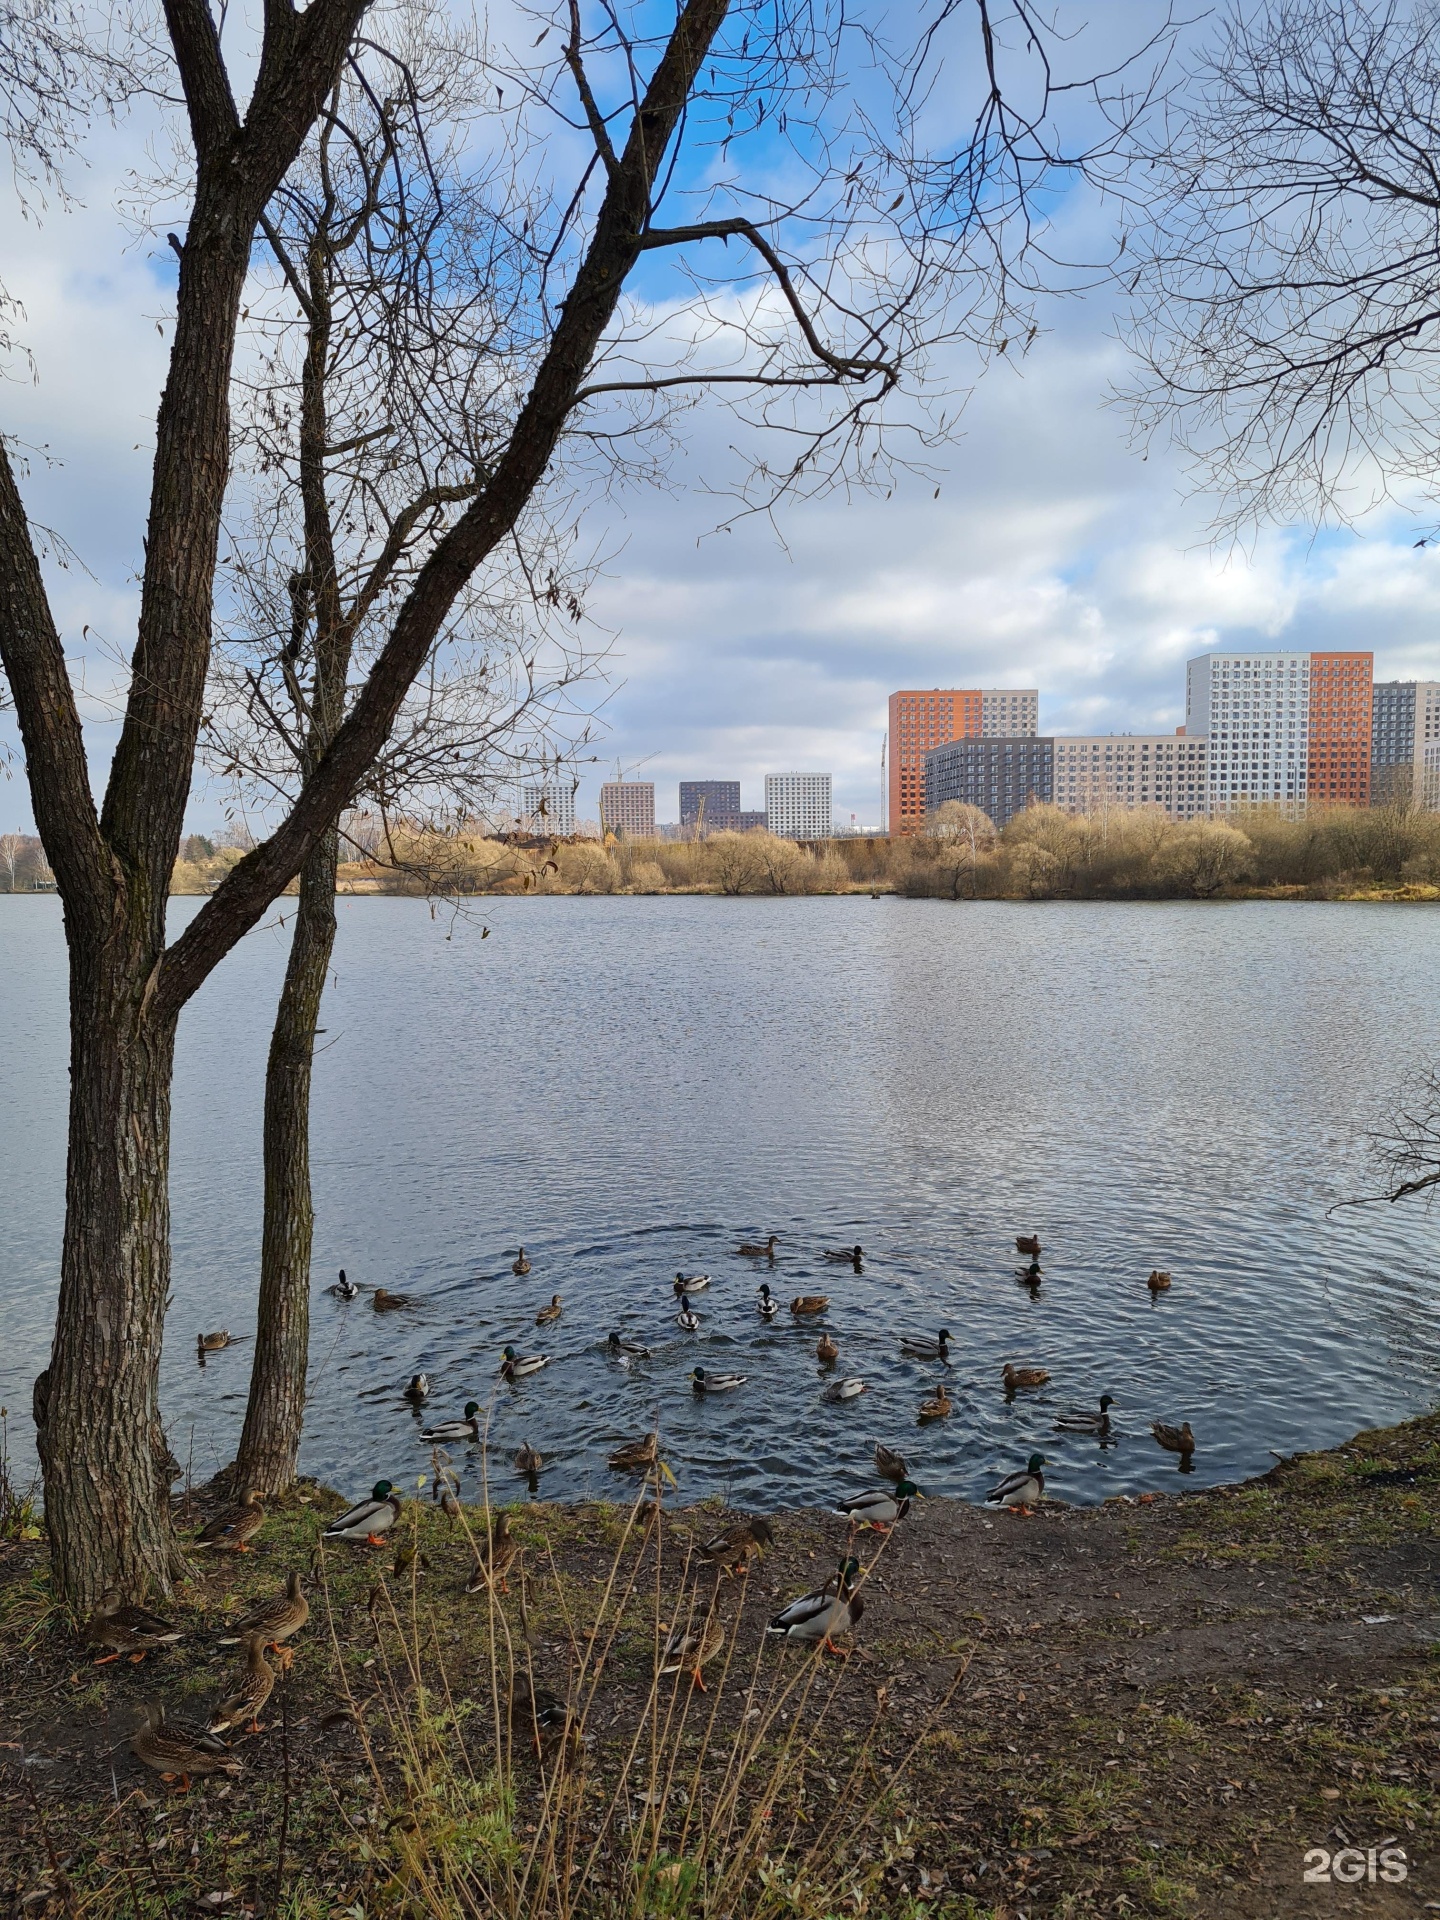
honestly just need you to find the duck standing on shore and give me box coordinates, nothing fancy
[833,1480,920,1530]
[130,1704,243,1791]
[85,1592,184,1666]
[698,1514,775,1577]
[987,1453,1046,1512]
[207,1636,276,1736]
[194,1488,265,1553]
[223,1569,309,1669]
[323,1480,402,1546]
[658,1607,725,1692]
[767,1557,865,1656]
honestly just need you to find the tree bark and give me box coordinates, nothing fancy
[36,951,186,1603]
[232,830,338,1491]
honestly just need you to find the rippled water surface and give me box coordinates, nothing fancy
[2,894,1438,1511]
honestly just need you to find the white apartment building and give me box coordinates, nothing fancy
[1186,651,1309,813]
[980,688,1039,736]
[599,781,655,837]
[1053,734,1208,819]
[519,781,576,835]
[765,773,832,840]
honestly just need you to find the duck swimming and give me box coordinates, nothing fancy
[874,1441,908,1482]
[1015,1235,1042,1258]
[899,1329,952,1361]
[421,1400,482,1443]
[822,1377,867,1403]
[756,1283,781,1320]
[403,1373,431,1404]
[1054,1394,1115,1435]
[790,1294,829,1316]
[737,1234,779,1257]
[917,1383,952,1422]
[328,1270,358,1299]
[198,1330,231,1353]
[1002,1363,1050,1393]
[514,1439,545,1474]
[675,1304,702,1331]
[1152,1419,1195,1457]
[373,1288,413,1311]
[673,1272,711,1294]
[824,1244,864,1264]
[500,1345,549,1380]
[691,1366,745,1393]
[1148,1269,1172,1293]
[816,1329,839,1364]
[512,1248,531,1276]
[536,1294,563,1324]
[606,1331,651,1358]
[608,1431,659,1472]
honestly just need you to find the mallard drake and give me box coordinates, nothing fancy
[675,1305,702,1331]
[500,1345,548,1380]
[736,1235,779,1257]
[816,1330,839,1364]
[824,1244,864,1264]
[197,1331,230,1353]
[790,1294,829,1316]
[512,1248,531,1276]
[1018,1259,1043,1282]
[987,1453,1046,1510]
[194,1488,265,1553]
[1148,1269,1172,1293]
[466,1510,518,1594]
[421,1400,481,1442]
[373,1288,413,1311]
[874,1441,908,1482]
[658,1608,725,1691]
[207,1636,275,1735]
[691,1366,745,1393]
[1054,1394,1115,1435]
[673,1272,711,1293]
[606,1331,651,1358]
[1152,1419,1195,1457]
[917,1384,952,1422]
[833,1479,920,1529]
[1015,1235,1042,1258]
[1003,1363,1050,1392]
[131,1704,242,1791]
[513,1439,544,1474]
[85,1591,183,1665]
[698,1515,774,1576]
[328,1269,358,1299]
[900,1329,952,1361]
[608,1431,659,1472]
[767,1558,865,1655]
[323,1480,402,1544]
[403,1373,431,1404]
[757,1283,781,1319]
[223,1570,309,1667]
[536,1294,563,1324]
[822,1377,867,1403]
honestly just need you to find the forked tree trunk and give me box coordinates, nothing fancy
[232,828,340,1491]
[34,952,186,1609]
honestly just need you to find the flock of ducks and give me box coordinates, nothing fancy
[118,1230,1203,1784]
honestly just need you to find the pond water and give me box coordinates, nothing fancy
[2,894,1437,1514]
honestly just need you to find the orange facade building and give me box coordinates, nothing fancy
[1307,651,1373,807]
[888,687,1038,833]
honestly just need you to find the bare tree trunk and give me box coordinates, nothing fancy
[35,955,186,1602]
[232,829,338,1491]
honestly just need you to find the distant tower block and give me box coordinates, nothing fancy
[519,782,576,835]
[888,688,1038,835]
[764,773,832,840]
[599,781,656,838]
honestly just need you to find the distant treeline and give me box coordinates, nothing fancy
[8,810,1434,902]
[331,800,1440,901]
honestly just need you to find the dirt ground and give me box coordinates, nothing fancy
[1,1412,1437,1920]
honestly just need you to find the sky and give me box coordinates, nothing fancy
[4,3,1440,837]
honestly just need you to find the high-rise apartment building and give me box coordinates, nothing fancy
[765,773,832,839]
[1307,651,1372,806]
[1053,734,1208,819]
[679,780,742,831]
[519,782,576,835]
[1186,649,1373,812]
[1372,681,1440,804]
[1187,652,1311,812]
[924,737,1053,828]
[599,781,655,837]
[887,687,1038,834]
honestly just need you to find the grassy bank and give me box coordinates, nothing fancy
[2,1410,1438,1918]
